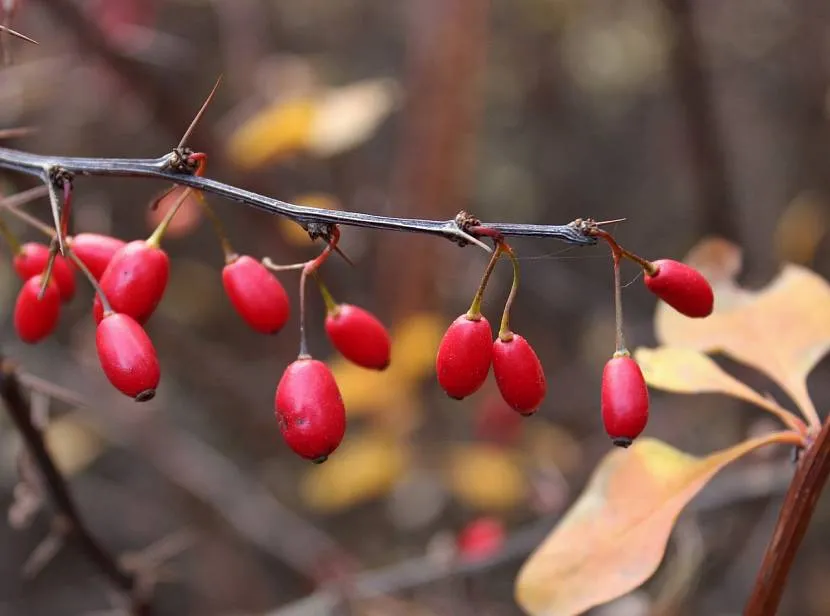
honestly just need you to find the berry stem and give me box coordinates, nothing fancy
[146,186,192,249]
[612,251,627,354]
[60,180,72,239]
[198,193,236,263]
[37,239,59,301]
[297,228,341,358]
[497,242,520,341]
[0,214,22,253]
[314,274,339,315]
[468,241,503,318]
[261,257,307,273]
[589,227,658,276]
[65,246,113,314]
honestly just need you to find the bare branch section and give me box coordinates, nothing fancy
[0,146,596,247]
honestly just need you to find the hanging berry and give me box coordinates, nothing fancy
[601,353,649,447]
[13,242,76,302]
[274,358,346,462]
[492,333,546,415]
[436,314,493,399]
[643,259,714,318]
[96,313,161,401]
[222,255,290,334]
[14,275,61,343]
[69,233,126,280]
[456,517,506,562]
[325,304,391,370]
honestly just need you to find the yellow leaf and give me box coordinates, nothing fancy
[655,238,830,423]
[300,433,408,513]
[226,98,317,170]
[774,192,828,265]
[45,416,105,476]
[445,444,527,511]
[307,79,399,157]
[277,193,341,246]
[515,433,794,616]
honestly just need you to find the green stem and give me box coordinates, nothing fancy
[197,193,236,263]
[498,243,520,340]
[467,242,503,318]
[146,187,192,249]
[314,273,339,315]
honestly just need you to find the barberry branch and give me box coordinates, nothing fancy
[0,356,151,614]
[0,146,596,247]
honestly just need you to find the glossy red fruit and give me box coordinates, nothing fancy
[222,255,290,334]
[92,240,169,324]
[274,358,346,462]
[325,304,391,370]
[492,334,546,415]
[69,233,126,280]
[643,259,714,318]
[14,275,61,343]
[456,517,505,562]
[96,313,160,401]
[435,314,493,400]
[601,354,649,447]
[13,242,76,302]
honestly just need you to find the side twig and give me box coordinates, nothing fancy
[745,419,830,614]
[0,357,150,614]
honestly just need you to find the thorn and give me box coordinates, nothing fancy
[177,75,223,150]
[0,24,38,45]
[594,217,627,226]
[0,126,37,140]
[333,245,354,267]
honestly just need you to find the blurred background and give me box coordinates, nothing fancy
[0,0,829,614]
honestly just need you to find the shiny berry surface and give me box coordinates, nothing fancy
[222,255,290,334]
[96,313,160,401]
[325,304,391,370]
[274,358,346,462]
[13,242,76,302]
[644,259,714,318]
[492,334,546,415]
[93,240,169,324]
[69,233,126,280]
[435,314,493,400]
[601,355,649,447]
[14,275,61,343]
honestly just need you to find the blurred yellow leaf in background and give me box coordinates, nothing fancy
[445,443,527,512]
[277,193,341,246]
[45,415,105,476]
[300,432,409,513]
[516,433,794,616]
[774,192,828,265]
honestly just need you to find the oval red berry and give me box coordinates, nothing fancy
[325,304,391,370]
[274,358,346,462]
[93,240,169,324]
[222,255,290,334]
[601,355,649,447]
[96,313,161,401]
[644,259,714,318]
[435,315,493,400]
[492,334,546,415]
[14,275,61,343]
[13,242,76,302]
[69,233,126,280]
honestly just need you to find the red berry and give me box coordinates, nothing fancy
[456,517,505,562]
[435,314,493,399]
[222,255,290,334]
[601,355,649,447]
[14,275,61,343]
[492,334,546,415]
[69,233,126,280]
[325,304,391,370]
[92,240,169,324]
[96,313,160,401]
[13,242,76,302]
[274,358,346,462]
[474,394,524,446]
[643,259,714,318]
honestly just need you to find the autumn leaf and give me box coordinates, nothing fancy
[515,433,795,616]
[654,238,830,425]
[445,443,527,511]
[277,193,341,246]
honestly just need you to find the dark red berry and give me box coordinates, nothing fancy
[492,334,546,415]
[325,304,391,370]
[14,275,61,343]
[601,354,649,447]
[456,517,505,562]
[643,259,714,318]
[474,394,524,446]
[435,314,493,400]
[222,255,290,334]
[13,242,76,302]
[96,313,160,401]
[92,240,169,324]
[274,358,346,462]
[69,233,126,280]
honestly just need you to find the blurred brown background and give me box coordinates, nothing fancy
[1,0,830,614]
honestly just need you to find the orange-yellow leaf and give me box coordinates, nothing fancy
[774,192,828,265]
[654,238,830,422]
[300,432,409,513]
[445,444,527,512]
[515,433,793,616]
[277,193,341,246]
[226,98,317,170]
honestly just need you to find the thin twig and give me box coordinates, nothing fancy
[0,146,596,247]
[0,357,150,614]
[745,419,830,614]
